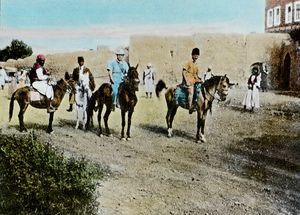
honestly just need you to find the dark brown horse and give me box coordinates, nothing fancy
[86,83,113,136]
[118,64,140,140]
[156,75,233,143]
[9,73,75,133]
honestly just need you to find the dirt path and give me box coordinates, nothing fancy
[1,85,299,215]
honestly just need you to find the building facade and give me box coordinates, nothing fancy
[265,0,300,91]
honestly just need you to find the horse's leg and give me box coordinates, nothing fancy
[47,112,54,134]
[196,110,206,143]
[166,106,178,137]
[104,104,112,136]
[121,110,126,140]
[126,109,133,140]
[200,110,208,142]
[75,110,79,129]
[97,104,104,136]
[83,110,87,130]
[18,102,29,132]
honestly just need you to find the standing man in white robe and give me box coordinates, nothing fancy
[243,67,261,111]
[143,63,155,98]
[0,66,7,90]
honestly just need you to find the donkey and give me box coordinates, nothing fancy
[156,75,233,143]
[9,73,75,133]
[86,83,113,136]
[118,64,140,140]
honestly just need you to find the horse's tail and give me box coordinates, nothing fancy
[88,90,98,114]
[155,80,167,98]
[9,91,16,122]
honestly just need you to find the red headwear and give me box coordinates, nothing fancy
[37,54,45,61]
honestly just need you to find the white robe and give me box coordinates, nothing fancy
[0,69,7,86]
[32,67,53,99]
[242,74,261,109]
[143,68,155,93]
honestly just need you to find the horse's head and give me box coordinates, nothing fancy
[64,72,76,94]
[127,64,140,91]
[216,75,231,101]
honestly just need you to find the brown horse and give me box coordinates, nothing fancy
[156,75,233,143]
[118,64,140,140]
[9,73,75,133]
[86,83,113,136]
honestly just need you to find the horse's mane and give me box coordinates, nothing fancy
[52,79,65,91]
[202,75,229,89]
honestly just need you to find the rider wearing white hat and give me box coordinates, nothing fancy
[107,48,129,110]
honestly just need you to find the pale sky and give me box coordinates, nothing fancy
[0,0,266,52]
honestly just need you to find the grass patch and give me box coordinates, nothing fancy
[0,132,105,215]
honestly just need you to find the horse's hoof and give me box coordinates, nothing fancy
[47,130,54,134]
[121,137,126,141]
[126,137,131,141]
[107,134,113,137]
[99,134,103,137]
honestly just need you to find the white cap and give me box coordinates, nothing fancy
[147,63,152,67]
[115,49,125,55]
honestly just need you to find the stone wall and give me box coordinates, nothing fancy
[129,33,290,86]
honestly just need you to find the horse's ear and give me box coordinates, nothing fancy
[65,72,70,80]
[135,64,139,69]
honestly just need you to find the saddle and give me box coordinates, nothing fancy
[174,83,202,106]
[30,87,42,101]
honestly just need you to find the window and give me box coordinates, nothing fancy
[267,8,274,27]
[285,3,293,24]
[274,6,281,26]
[295,1,300,22]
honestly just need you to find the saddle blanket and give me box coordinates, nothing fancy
[30,90,41,101]
[174,83,202,105]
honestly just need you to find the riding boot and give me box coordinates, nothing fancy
[46,98,55,113]
[66,104,73,112]
[111,104,115,112]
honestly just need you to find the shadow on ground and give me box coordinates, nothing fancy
[223,134,300,214]
[139,123,195,140]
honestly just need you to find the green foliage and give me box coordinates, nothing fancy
[0,39,33,61]
[0,132,104,215]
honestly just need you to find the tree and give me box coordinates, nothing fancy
[0,39,33,61]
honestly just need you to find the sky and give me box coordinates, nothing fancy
[0,0,266,53]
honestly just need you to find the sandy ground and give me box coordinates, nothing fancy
[0,79,299,215]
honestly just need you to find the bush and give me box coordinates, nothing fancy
[0,132,104,215]
[0,39,33,62]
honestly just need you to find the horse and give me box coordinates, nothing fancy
[86,83,113,136]
[156,75,233,143]
[117,64,140,140]
[9,73,75,133]
[74,80,89,130]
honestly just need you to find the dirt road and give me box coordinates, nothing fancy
[1,84,299,215]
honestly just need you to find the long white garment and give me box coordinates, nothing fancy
[32,67,53,99]
[79,68,92,98]
[242,74,261,109]
[144,68,155,93]
[0,69,7,85]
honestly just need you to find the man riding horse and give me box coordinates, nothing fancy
[30,54,54,113]
[107,49,129,111]
[67,56,95,112]
[182,48,202,114]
